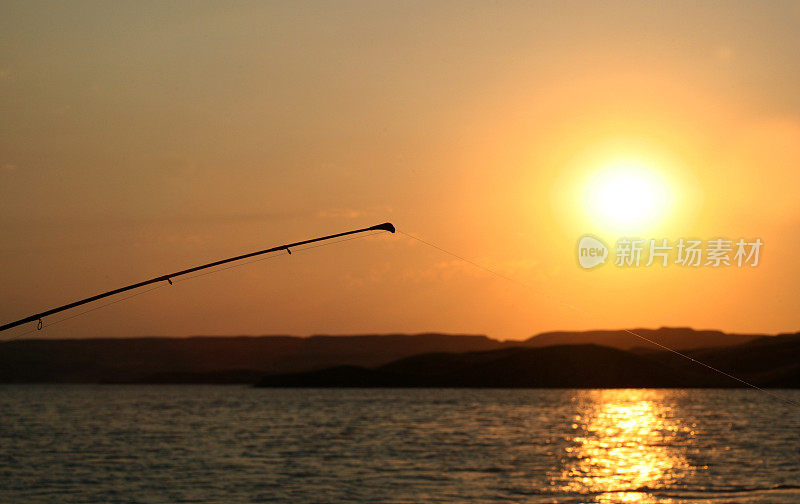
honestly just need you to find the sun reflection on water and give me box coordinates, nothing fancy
[555,390,694,503]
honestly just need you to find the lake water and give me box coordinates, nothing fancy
[0,386,798,503]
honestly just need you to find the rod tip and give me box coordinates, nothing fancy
[370,222,395,233]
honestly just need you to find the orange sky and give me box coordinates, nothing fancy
[2,1,800,340]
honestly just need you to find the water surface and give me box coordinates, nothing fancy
[1,386,798,503]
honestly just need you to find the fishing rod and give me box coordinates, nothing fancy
[0,222,395,334]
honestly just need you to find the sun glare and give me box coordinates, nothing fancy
[558,390,690,500]
[584,161,670,232]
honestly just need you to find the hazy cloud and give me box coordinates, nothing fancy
[316,209,364,219]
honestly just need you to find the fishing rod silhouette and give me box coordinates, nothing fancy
[0,222,395,333]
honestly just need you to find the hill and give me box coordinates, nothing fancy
[256,345,688,388]
[256,334,800,389]
[525,327,760,351]
[0,333,501,383]
[651,333,800,388]
[0,328,787,384]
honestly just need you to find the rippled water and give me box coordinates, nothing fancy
[1,387,798,503]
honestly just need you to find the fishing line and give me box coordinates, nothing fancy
[399,230,800,409]
[0,230,386,343]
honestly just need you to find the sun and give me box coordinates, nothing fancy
[584,161,670,232]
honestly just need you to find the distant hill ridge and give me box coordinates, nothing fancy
[256,345,690,388]
[524,327,763,351]
[0,333,497,383]
[0,327,793,384]
[257,334,800,389]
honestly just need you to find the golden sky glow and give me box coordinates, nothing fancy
[2,1,800,339]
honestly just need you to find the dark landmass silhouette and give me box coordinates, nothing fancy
[650,333,800,388]
[524,327,760,351]
[255,345,688,388]
[0,333,499,383]
[1,328,797,386]
[257,334,800,389]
